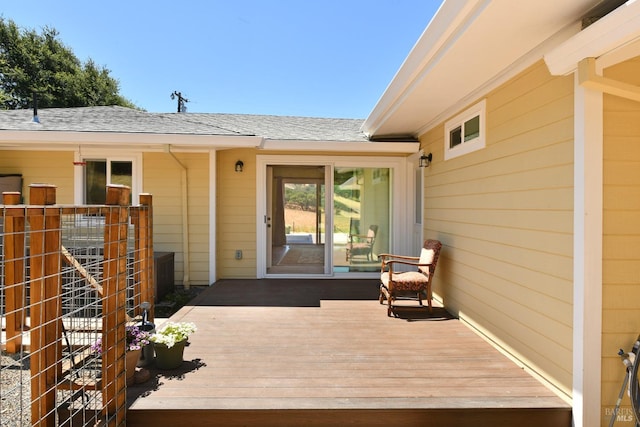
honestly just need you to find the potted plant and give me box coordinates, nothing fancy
[91,324,151,383]
[150,321,197,369]
[125,324,151,381]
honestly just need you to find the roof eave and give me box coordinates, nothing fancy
[0,130,263,151]
[261,139,419,154]
[361,0,486,138]
[0,131,419,154]
[362,0,603,139]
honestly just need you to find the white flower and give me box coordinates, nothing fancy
[150,322,197,348]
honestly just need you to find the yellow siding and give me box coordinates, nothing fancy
[0,150,211,286]
[602,57,640,414]
[216,149,257,278]
[143,152,210,286]
[420,60,574,398]
[214,148,394,278]
[0,151,75,203]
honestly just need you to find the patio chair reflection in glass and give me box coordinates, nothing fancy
[379,239,442,317]
[346,224,378,262]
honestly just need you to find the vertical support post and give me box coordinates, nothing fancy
[3,192,25,354]
[27,184,61,427]
[101,185,131,425]
[573,72,603,427]
[138,193,154,321]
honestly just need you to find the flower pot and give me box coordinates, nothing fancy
[153,340,187,370]
[126,349,142,384]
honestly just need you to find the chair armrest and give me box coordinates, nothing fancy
[385,260,432,268]
[349,233,371,242]
[379,253,420,261]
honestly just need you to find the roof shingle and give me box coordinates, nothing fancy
[0,106,368,142]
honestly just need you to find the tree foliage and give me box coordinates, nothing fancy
[0,18,135,110]
[285,184,316,212]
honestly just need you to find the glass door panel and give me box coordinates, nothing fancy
[333,167,390,272]
[266,165,327,275]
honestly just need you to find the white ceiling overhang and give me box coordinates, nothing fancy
[362,0,603,139]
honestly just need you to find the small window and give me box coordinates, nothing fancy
[74,151,141,206]
[444,100,486,160]
[84,159,133,204]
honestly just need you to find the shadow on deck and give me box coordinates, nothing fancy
[127,279,571,427]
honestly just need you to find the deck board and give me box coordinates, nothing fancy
[127,279,571,426]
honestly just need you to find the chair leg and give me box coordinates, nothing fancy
[379,284,384,302]
[387,296,393,317]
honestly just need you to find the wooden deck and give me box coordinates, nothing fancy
[127,279,571,426]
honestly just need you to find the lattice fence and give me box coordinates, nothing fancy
[1,184,155,427]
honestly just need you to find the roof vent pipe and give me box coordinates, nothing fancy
[32,92,40,123]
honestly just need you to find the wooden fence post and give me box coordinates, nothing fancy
[2,192,25,354]
[101,184,131,425]
[27,184,61,427]
[138,193,154,321]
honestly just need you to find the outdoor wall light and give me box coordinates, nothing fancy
[419,153,433,168]
[235,160,244,173]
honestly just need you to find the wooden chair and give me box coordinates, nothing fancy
[346,224,378,262]
[379,239,442,317]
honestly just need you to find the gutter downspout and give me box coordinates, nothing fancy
[164,144,191,289]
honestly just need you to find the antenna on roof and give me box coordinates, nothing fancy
[170,91,189,113]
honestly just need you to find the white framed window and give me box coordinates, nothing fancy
[74,150,142,205]
[444,99,486,160]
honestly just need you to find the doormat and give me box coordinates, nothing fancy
[278,245,324,265]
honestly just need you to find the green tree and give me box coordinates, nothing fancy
[0,18,135,110]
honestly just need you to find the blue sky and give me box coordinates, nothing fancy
[1,1,441,118]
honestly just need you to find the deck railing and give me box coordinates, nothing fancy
[0,184,155,426]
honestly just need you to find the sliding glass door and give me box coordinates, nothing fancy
[257,155,406,278]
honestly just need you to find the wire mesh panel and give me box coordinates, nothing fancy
[1,192,31,426]
[0,186,154,427]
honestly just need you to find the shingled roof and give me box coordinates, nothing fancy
[0,106,369,142]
